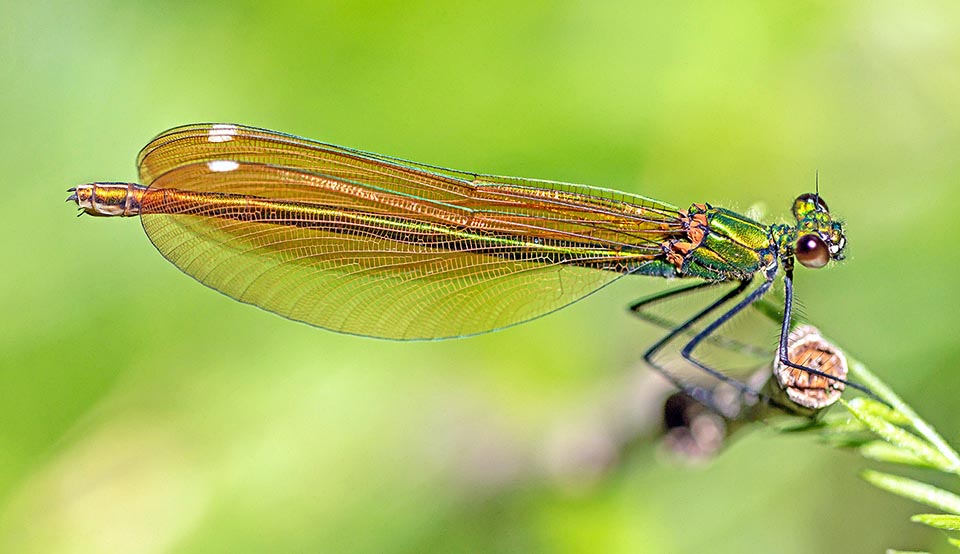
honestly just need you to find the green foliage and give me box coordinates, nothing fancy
[911,514,960,532]
[819,358,960,551]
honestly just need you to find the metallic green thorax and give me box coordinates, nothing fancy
[680,205,772,280]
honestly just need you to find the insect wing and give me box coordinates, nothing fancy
[136,124,685,339]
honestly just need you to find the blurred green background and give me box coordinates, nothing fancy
[3,1,960,552]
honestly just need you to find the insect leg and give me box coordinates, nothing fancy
[679,275,776,397]
[779,269,878,399]
[638,278,753,409]
[631,281,770,359]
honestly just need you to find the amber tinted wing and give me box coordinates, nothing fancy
[136,123,684,339]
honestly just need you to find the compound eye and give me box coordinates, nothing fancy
[796,234,830,268]
[796,192,829,212]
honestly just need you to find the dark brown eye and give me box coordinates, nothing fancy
[796,234,830,268]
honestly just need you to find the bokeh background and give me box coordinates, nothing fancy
[3,1,960,552]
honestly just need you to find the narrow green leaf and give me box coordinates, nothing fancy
[911,514,960,531]
[885,549,931,554]
[843,400,953,471]
[848,397,913,426]
[847,358,960,471]
[861,441,934,468]
[863,470,960,514]
[949,537,960,549]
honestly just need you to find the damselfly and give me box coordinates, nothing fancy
[67,123,862,411]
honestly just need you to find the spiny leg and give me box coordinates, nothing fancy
[630,281,771,360]
[670,272,839,416]
[679,267,878,403]
[779,268,879,399]
[637,278,753,411]
[679,275,777,399]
